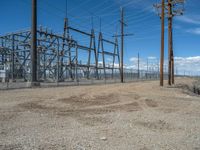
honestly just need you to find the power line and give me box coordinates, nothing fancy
[20,0,114,37]
[101,4,155,30]
[68,0,92,13]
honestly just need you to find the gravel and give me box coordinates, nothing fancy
[0,77,200,150]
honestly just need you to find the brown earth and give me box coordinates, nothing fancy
[0,77,200,150]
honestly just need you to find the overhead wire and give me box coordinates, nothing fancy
[20,0,166,43]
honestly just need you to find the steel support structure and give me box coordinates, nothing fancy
[97,32,120,80]
[0,25,120,82]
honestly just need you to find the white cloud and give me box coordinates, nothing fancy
[129,56,159,71]
[129,57,138,62]
[100,56,200,75]
[148,56,157,60]
[176,15,200,25]
[175,56,200,62]
[174,56,200,75]
[128,56,200,75]
[186,28,200,35]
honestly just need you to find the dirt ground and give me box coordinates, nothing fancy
[0,77,200,150]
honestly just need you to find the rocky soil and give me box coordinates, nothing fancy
[0,77,200,150]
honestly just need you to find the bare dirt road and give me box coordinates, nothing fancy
[0,78,200,150]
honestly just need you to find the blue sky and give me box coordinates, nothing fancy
[0,0,200,74]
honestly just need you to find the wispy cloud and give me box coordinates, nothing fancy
[186,28,200,35]
[129,57,138,62]
[175,56,200,62]
[148,56,157,60]
[176,15,200,25]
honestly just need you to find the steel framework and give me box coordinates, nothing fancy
[0,23,120,83]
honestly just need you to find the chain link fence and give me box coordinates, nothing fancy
[0,68,168,90]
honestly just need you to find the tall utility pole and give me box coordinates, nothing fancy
[168,0,172,85]
[31,0,37,84]
[168,0,185,85]
[171,22,175,84]
[160,0,165,86]
[138,52,140,79]
[171,31,175,84]
[154,0,184,86]
[154,0,165,86]
[113,7,133,83]
[120,7,124,83]
[119,7,133,83]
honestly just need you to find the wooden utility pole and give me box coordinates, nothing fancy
[168,0,172,85]
[138,52,140,79]
[154,0,185,86]
[171,18,175,84]
[31,0,38,84]
[113,7,133,83]
[160,0,165,86]
[168,0,184,85]
[120,7,124,83]
[171,25,175,84]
